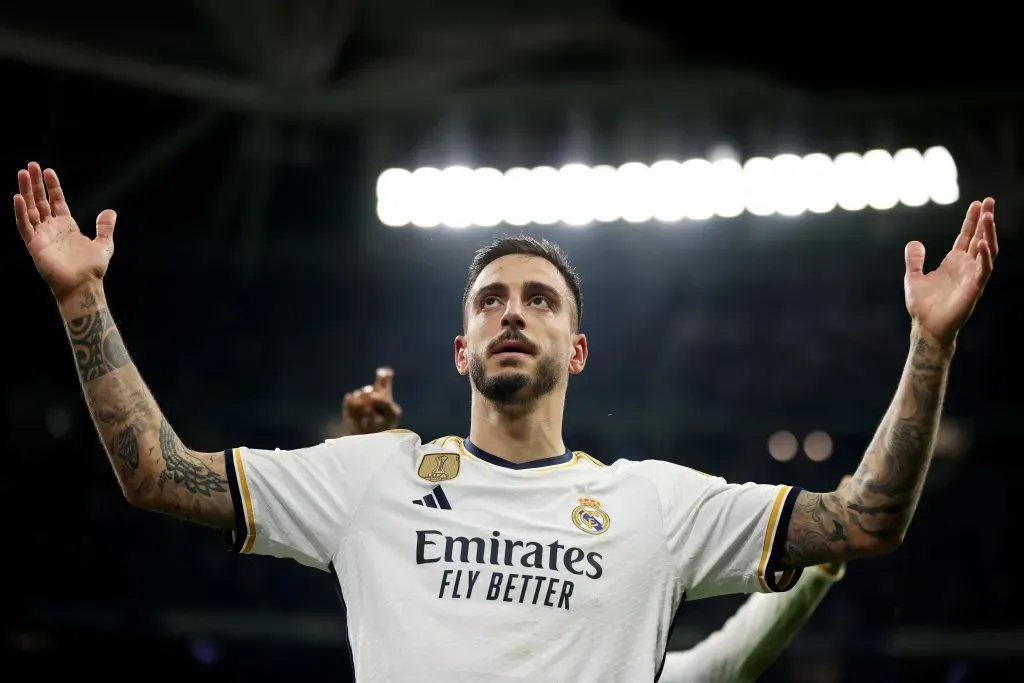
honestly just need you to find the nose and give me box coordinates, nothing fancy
[501,300,526,330]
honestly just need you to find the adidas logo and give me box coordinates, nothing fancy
[412,485,452,510]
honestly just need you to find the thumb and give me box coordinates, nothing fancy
[374,367,394,394]
[95,209,117,244]
[904,241,926,276]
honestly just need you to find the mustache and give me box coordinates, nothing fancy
[486,329,537,355]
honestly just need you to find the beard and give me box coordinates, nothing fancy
[469,351,562,406]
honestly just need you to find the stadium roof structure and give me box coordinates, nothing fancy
[0,0,1017,123]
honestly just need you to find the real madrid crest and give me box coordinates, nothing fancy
[571,496,610,535]
[418,452,460,483]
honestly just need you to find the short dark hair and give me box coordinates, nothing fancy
[463,235,583,331]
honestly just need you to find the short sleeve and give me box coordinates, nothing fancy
[642,461,802,600]
[223,430,419,571]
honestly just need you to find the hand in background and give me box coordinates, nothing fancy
[341,367,402,436]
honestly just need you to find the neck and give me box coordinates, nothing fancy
[468,389,566,464]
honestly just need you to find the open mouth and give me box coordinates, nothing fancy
[491,340,534,356]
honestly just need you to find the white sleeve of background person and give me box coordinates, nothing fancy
[658,564,843,683]
[639,460,803,600]
[223,431,417,570]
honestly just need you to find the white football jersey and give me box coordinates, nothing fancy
[223,431,802,683]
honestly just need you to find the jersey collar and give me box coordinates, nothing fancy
[462,438,575,470]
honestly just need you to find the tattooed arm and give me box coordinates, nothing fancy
[60,282,234,529]
[776,328,953,569]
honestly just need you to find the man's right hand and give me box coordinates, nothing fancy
[13,162,117,300]
[342,368,403,435]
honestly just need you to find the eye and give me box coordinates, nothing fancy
[482,296,501,309]
[529,296,550,309]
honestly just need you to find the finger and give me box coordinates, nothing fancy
[350,390,375,414]
[374,367,394,395]
[13,194,34,243]
[95,209,117,243]
[376,410,394,432]
[356,415,371,433]
[976,241,994,288]
[371,397,400,419]
[904,241,926,276]
[968,212,992,259]
[981,196,995,216]
[18,170,40,226]
[952,200,981,252]
[43,168,71,217]
[28,162,50,219]
[984,199,999,258]
[360,413,383,434]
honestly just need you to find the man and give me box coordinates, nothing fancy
[342,369,847,683]
[13,162,997,682]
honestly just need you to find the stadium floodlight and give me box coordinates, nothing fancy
[375,147,959,228]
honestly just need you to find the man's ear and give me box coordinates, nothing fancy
[454,335,470,376]
[568,333,587,374]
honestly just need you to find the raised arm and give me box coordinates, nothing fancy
[778,199,999,569]
[60,284,233,527]
[14,163,233,529]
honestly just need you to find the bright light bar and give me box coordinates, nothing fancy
[375,147,959,228]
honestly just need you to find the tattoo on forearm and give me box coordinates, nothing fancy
[95,384,150,477]
[781,335,950,568]
[111,426,141,472]
[66,308,130,382]
[65,299,234,528]
[848,337,948,537]
[156,419,228,497]
[782,492,848,568]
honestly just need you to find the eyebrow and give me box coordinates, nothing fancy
[473,282,509,302]
[522,281,563,305]
[474,281,563,303]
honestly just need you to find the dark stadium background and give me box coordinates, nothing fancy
[1,3,1018,682]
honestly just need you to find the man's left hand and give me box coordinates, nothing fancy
[904,197,999,347]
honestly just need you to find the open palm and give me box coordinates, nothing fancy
[13,162,117,299]
[904,197,999,346]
